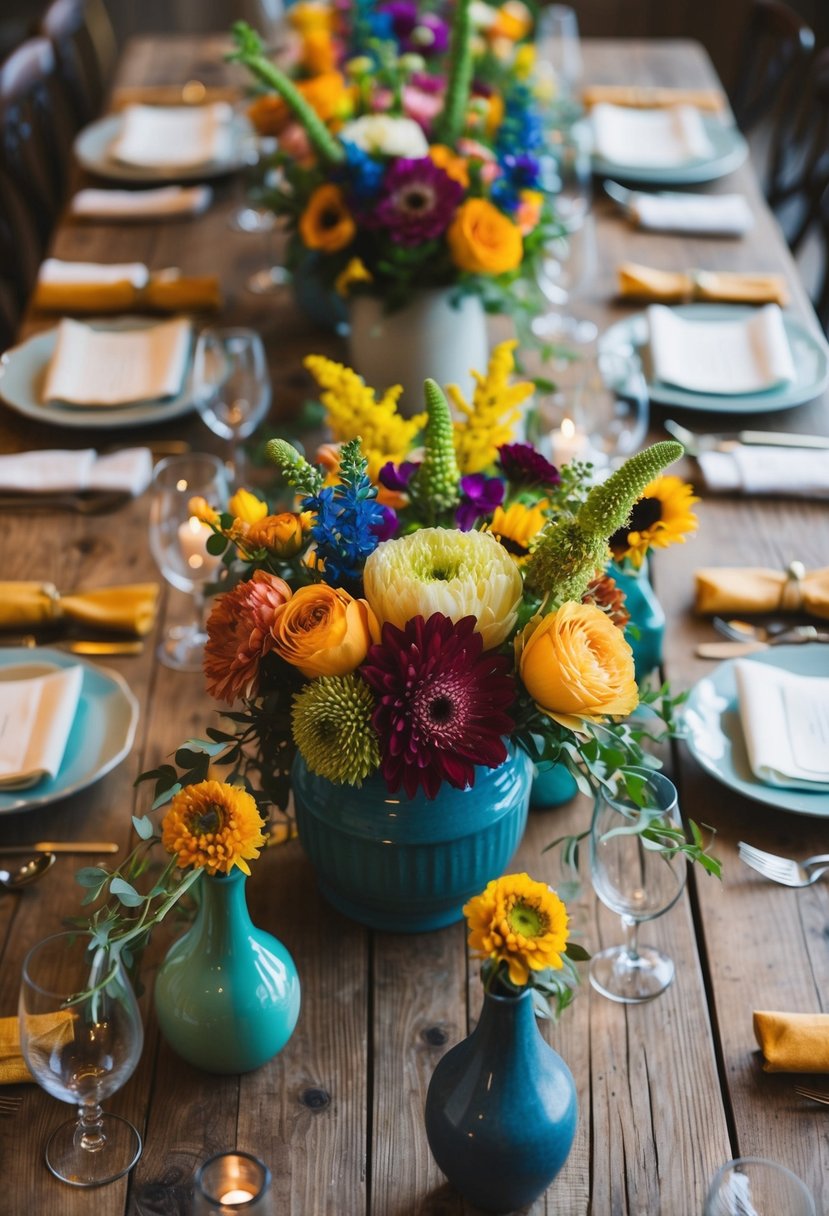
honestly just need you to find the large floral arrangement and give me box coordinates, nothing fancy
[230,0,556,318]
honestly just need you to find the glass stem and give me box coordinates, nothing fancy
[75,1101,106,1153]
[621,915,640,963]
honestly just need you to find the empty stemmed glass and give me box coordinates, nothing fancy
[192,328,271,489]
[704,1158,816,1216]
[535,5,583,105]
[577,350,649,468]
[148,453,228,672]
[589,768,687,1003]
[19,931,144,1187]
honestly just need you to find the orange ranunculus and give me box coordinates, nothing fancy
[302,29,337,76]
[246,513,305,558]
[289,2,335,35]
[519,602,638,727]
[447,198,523,275]
[247,71,349,137]
[428,144,470,187]
[271,584,380,677]
[299,183,356,252]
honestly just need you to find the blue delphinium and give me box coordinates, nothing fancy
[491,151,542,212]
[340,140,386,203]
[495,82,545,160]
[303,439,388,589]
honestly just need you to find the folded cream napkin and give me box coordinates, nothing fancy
[0,582,160,635]
[619,263,789,306]
[625,191,753,236]
[0,665,83,789]
[0,1013,75,1085]
[695,566,829,620]
[42,317,192,407]
[647,303,796,394]
[591,104,715,167]
[34,261,220,315]
[754,1011,829,1073]
[0,448,153,496]
[583,84,726,113]
[735,660,829,790]
[111,103,234,169]
[70,185,213,221]
[698,447,829,499]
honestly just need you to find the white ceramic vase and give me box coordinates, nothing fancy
[347,288,490,417]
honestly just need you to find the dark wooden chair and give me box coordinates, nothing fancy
[0,166,42,349]
[39,0,116,130]
[730,0,815,134]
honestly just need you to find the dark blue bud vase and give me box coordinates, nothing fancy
[154,868,301,1074]
[425,987,578,1213]
[610,559,666,678]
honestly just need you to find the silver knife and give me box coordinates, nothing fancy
[665,419,829,455]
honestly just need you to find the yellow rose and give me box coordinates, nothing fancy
[187,495,220,525]
[246,513,305,558]
[299,183,356,253]
[519,602,638,728]
[228,488,268,524]
[447,199,523,276]
[271,584,380,677]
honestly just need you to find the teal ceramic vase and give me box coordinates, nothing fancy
[530,760,579,810]
[291,250,347,332]
[610,559,666,678]
[154,869,300,1074]
[424,987,578,1213]
[291,747,532,933]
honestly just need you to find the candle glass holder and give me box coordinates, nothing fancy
[193,1151,274,1215]
[704,1158,816,1215]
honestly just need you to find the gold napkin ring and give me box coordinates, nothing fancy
[779,560,806,611]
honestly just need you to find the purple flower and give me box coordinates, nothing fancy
[379,460,420,491]
[371,157,463,246]
[411,72,446,95]
[497,443,561,488]
[378,3,448,55]
[456,474,505,531]
[371,504,400,541]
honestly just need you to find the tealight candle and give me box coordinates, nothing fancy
[192,1151,273,1215]
[177,515,222,577]
[219,1189,255,1205]
[550,416,588,466]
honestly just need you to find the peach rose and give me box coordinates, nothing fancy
[271,584,380,677]
[447,198,523,276]
[519,602,638,727]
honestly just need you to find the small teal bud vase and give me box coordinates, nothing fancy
[610,559,666,678]
[424,987,578,1213]
[154,868,300,1074]
[291,747,532,933]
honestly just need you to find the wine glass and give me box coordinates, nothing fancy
[576,350,649,468]
[704,1158,816,1216]
[535,5,583,103]
[19,931,144,1187]
[589,768,687,1004]
[148,453,228,672]
[192,328,271,489]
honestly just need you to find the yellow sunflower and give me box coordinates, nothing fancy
[464,873,570,987]
[488,500,548,563]
[161,780,267,876]
[609,475,699,570]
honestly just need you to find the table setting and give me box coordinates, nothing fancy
[1,2,828,1213]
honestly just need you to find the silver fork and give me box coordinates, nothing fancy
[795,1086,829,1106]
[0,1095,22,1114]
[738,842,829,887]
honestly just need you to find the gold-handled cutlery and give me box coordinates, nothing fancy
[794,1086,829,1107]
[0,842,119,855]
[0,637,143,656]
[0,1097,22,1115]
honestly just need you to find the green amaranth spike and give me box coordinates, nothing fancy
[409,379,461,517]
[524,440,684,603]
[265,438,324,496]
[435,0,474,146]
[228,23,345,165]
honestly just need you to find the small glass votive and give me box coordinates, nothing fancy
[192,1151,273,1215]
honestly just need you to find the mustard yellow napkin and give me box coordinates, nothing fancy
[754,1011,829,1073]
[582,84,725,112]
[33,273,222,315]
[0,582,160,636]
[695,567,829,621]
[0,1013,75,1085]
[617,263,790,307]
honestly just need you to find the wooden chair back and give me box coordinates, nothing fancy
[39,0,116,128]
[730,0,815,133]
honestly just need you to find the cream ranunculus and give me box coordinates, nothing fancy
[519,601,638,727]
[363,527,523,650]
[339,114,429,158]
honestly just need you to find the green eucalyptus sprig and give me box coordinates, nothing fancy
[480,949,590,1021]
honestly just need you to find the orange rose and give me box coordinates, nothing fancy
[428,144,470,187]
[447,199,523,275]
[246,513,305,558]
[299,183,356,252]
[271,584,380,677]
[519,602,638,727]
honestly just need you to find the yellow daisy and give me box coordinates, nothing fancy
[609,475,699,570]
[464,873,570,987]
[161,780,267,876]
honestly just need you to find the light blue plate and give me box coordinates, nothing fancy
[0,649,138,815]
[0,320,196,430]
[599,304,829,413]
[591,115,748,185]
[683,645,829,817]
[74,112,252,184]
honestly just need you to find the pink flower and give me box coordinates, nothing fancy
[401,85,445,131]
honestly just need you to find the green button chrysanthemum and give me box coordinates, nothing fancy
[291,674,380,786]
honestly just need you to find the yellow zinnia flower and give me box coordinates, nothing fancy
[299,184,356,253]
[609,475,699,570]
[464,873,570,987]
[161,780,267,876]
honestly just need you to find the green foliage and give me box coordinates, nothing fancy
[265,438,324,496]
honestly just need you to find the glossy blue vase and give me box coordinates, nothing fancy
[530,760,579,810]
[610,560,666,678]
[291,251,347,332]
[291,748,532,933]
[425,987,578,1213]
[154,869,300,1074]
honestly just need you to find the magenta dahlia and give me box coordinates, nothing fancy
[360,613,516,799]
[372,157,463,246]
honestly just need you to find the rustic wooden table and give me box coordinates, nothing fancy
[0,35,827,1216]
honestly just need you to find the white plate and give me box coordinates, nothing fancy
[599,305,829,413]
[591,114,748,185]
[74,111,252,184]
[683,644,829,817]
[0,319,196,430]
[0,649,138,815]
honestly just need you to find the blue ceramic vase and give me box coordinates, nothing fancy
[610,560,666,678]
[291,747,532,933]
[154,869,301,1074]
[424,987,578,1213]
[291,251,347,332]
[530,760,579,810]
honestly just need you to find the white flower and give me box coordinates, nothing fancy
[339,115,429,159]
[363,528,524,650]
[469,1,497,29]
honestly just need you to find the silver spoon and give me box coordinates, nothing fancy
[0,853,56,890]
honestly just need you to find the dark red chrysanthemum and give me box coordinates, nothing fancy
[360,613,516,799]
[497,442,561,488]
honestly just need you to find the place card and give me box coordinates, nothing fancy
[42,318,192,407]
[735,661,829,790]
[0,666,83,790]
[647,304,796,395]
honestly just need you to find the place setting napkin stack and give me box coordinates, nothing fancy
[695,565,829,620]
[71,185,213,222]
[0,1014,74,1085]
[0,447,153,495]
[0,582,160,637]
[617,263,789,307]
[111,102,235,169]
[33,258,221,315]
